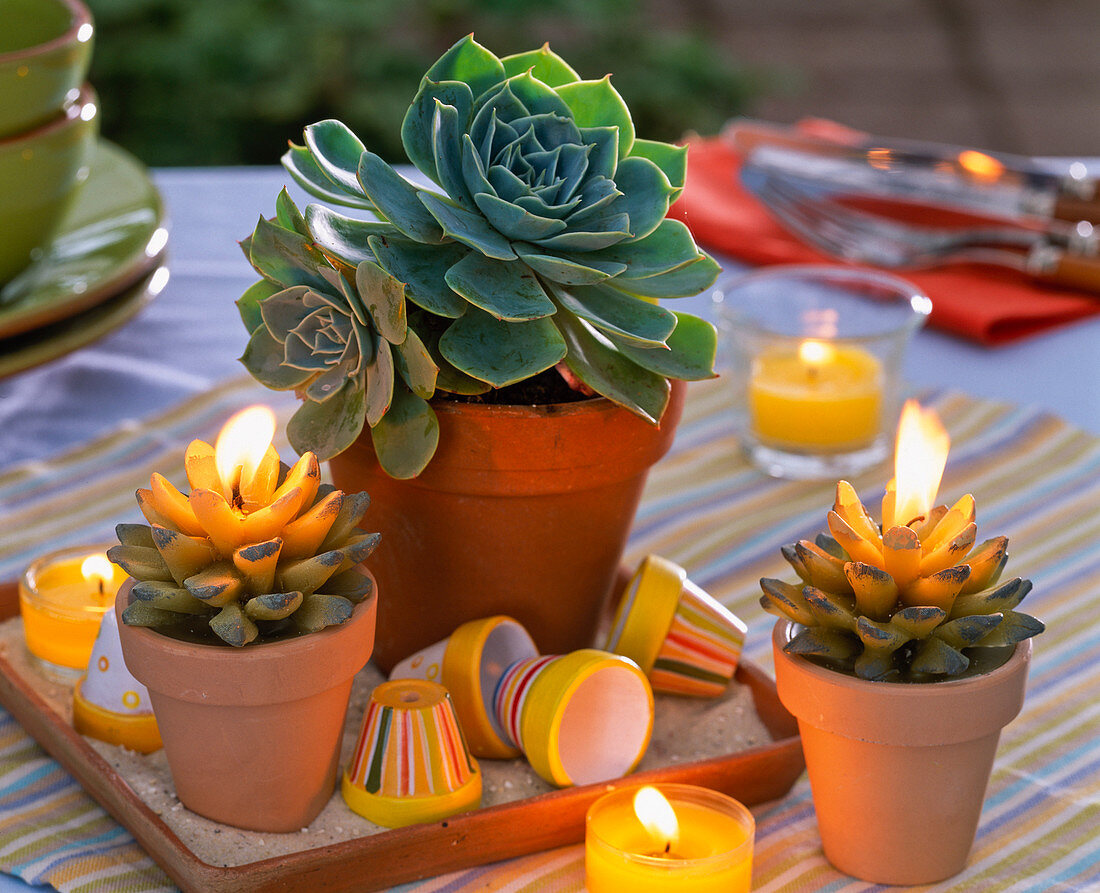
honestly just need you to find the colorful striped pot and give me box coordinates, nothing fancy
[493,649,653,787]
[342,679,482,828]
[605,555,747,697]
[389,615,539,759]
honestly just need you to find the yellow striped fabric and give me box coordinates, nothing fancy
[0,375,1097,892]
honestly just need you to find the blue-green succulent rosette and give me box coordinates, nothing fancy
[238,35,720,479]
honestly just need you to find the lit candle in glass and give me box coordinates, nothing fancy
[749,338,883,450]
[586,784,754,892]
[19,546,127,674]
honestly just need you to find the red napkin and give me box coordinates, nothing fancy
[667,132,1100,345]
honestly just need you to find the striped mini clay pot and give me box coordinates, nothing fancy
[342,679,481,828]
[605,555,747,697]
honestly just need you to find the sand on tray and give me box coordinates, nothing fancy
[0,618,773,868]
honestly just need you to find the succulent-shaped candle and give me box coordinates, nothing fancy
[108,406,379,646]
[761,401,1043,682]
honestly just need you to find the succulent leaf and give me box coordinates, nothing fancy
[304,120,370,197]
[444,252,555,321]
[392,327,439,398]
[500,45,580,86]
[606,312,719,382]
[549,281,676,347]
[554,76,634,159]
[555,312,668,423]
[401,79,475,180]
[440,306,566,387]
[282,143,377,211]
[286,381,367,460]
[608,254,722,299]
[305,205,396,267]
[357,152,446,244]
[367,383,440,480]
[368,234,469,318]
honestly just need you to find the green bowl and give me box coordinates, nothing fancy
[0,0,94,139]
[0,82,98,283]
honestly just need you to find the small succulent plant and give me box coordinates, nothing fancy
[108,442,379,647]
[238,34,719,479]
[761,481,1044,682]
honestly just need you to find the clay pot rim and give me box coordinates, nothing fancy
[773,619,1030,695]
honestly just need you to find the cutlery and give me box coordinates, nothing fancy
[741,166,1100,293]
[726,118,1100,225]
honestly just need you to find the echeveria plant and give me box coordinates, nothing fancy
[238,35,720,478]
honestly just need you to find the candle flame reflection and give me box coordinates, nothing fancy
[634,786,679,853]
[957,150,1005,183]
[214,406,276,498]
[892,400,950,524]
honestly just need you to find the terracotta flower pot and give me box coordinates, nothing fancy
[772,620,1031,885]
[330,382,685,672]
[114,575,377,833]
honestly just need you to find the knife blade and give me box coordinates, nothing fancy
[725,118,1100,224]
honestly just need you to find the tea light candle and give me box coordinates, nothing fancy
[19,545,127,673]
[586,784,754,892]
[749,339,883,450]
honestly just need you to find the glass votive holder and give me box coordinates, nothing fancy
[585,783,755,892]
[18,543,127,679]
[714,265,931,479]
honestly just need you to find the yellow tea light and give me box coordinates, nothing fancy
[19,546,127,672]
[749,339,882,450]
[586,784,754,892]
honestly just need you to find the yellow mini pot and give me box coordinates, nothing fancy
[389,615,539,759]
[342,679,482,828]
[493,649,653,787]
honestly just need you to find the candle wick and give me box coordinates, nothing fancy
[97,578,104,596]
[664,841,671,855]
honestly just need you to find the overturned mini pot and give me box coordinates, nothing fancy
[772,619,1031,885]
[115,575,377,833]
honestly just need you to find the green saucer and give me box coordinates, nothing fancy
[0,140,166,339]
[0,264,168,377]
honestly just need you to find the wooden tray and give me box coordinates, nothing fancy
[0,580,804,892]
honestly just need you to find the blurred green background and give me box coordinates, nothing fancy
[85,0,762,167]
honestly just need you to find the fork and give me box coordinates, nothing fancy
[742,167,1100,292]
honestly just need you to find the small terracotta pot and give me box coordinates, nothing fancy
[772,620,1030,885]
[330,382,685,672]
[115,575,377,832]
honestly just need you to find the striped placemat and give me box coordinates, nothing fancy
[0,375,1097,892]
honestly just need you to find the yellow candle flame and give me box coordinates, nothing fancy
[634,786,679,854]
[798,339,833,367]
[80,554,113,592]
[892,400,950,525]
[214,405,276,501]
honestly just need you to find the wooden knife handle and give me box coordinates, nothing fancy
[1052,194,1100,225]
[1030,245,1100,293]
